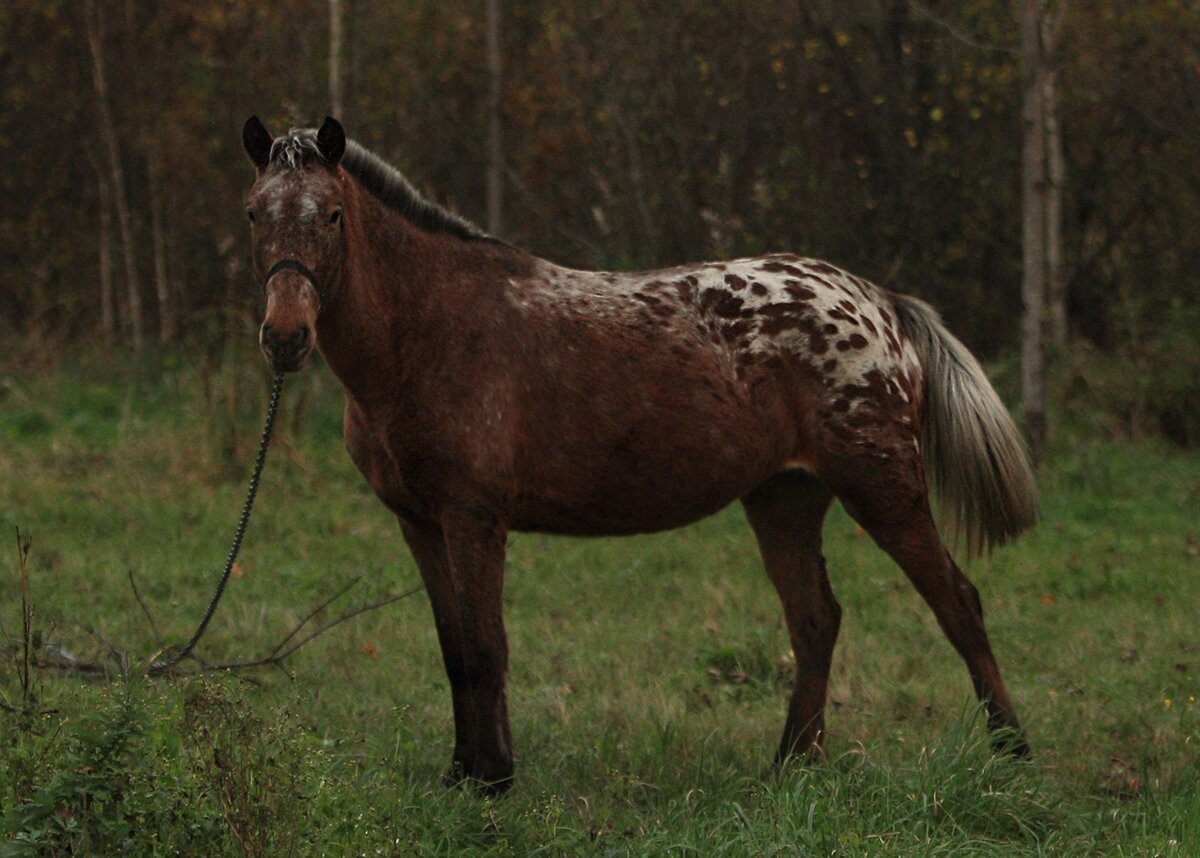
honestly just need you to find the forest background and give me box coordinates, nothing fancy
[2,3,1200,852]
[2,0,1198,448]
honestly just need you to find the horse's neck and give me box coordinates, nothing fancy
[317,208,428,407]
[317,208,514,411]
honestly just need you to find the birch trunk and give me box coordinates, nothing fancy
[1020,0,1047,455]
[486,0,504,235]
[1042,11,1067,348]
[329,0,344,118]
[95,162,116,342]
[88,151,118,343]
[148,148,175,343]
[85,0,143,351]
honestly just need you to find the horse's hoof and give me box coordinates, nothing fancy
[444,760,514,796]
[994,733,1032,760]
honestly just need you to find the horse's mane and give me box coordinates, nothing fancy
[268,128,493,243]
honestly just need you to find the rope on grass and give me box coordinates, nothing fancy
[149,372,285,674]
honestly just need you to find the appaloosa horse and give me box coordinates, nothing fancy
[242,116,1036,793]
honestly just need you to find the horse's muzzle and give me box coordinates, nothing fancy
[260,321,312,372]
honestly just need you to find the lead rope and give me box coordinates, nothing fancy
[150,371,285,673]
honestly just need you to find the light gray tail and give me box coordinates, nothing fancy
[893,294,1037,557]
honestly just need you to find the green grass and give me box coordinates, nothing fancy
[1,351,1198,855]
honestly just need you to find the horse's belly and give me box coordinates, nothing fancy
[510,418,779,536]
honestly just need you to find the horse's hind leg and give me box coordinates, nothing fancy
[822,448,1029,757]
[742,471,839,765]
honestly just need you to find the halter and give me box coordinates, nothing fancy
[266,258,328,308]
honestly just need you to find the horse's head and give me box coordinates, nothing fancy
[242,115,347,372]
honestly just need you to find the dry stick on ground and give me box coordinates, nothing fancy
[136,571,424,678]
[128,567,164,648]
[3,557,423,683]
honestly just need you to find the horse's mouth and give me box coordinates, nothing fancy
[259,321,314,373]
[260,344,312,374]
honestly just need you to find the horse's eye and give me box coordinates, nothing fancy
[330,209,342,225]
[246,209,256,223]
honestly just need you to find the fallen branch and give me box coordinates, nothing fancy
[2,556,424,687]
[140,571,424,678]
[182,584,423,675]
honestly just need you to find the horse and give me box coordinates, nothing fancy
[241,115,1037,793]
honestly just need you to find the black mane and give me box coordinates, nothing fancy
[268,128,492,243]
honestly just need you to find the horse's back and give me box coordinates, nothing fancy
[500,254,924,534]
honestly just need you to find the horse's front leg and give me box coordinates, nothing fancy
[401,511,513,794]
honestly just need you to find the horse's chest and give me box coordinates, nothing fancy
[343,412,430,522]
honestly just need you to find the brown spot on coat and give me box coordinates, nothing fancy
[783,280,817,301]
[804,261,843,277]
[700,288,746,319]
[760,260,806,276]
[674,281,697,302]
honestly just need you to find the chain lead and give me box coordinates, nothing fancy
[151,372,285,672]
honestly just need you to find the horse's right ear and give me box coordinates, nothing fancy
[243,116,273,169]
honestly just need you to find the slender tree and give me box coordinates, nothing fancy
[330,0,345,118]
[1042,6,1068,348]
[90,153,116,343]
[1020,0,1048,455]
[148,148,175,343]
[486,0,503,235]
[85,0,143,351]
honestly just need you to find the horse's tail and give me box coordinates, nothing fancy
[893,294,1037,558]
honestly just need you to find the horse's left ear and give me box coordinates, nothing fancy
[243,116,273,170]
[317,116,346,166]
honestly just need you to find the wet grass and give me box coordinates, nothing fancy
[1,352,1198,854]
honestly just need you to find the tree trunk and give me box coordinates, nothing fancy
[329,0,344,118]
[148,148,175,343]
[85,0,143,352]
[1042,10,1067,349]
[486,0,504,235]
[1020,0,1047,456]
[94,159,116,343]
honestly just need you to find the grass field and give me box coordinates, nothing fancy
[1,349,1198,855]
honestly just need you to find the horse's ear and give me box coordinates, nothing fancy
[243,116,273,169]
[316,116,346,166]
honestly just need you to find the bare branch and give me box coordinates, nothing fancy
[200,584,424,673]
[128,568,163,647]
[910,1,1019,55]
[268,575,363,660]
[4,570,423,686]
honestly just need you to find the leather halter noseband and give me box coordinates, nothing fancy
[266,258,327,308]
